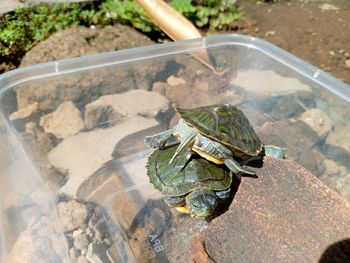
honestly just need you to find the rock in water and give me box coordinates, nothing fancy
[300,108,332,138]
[40,101,84,139]
[57,200,88,232]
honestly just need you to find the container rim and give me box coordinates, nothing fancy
[0,34,349,101]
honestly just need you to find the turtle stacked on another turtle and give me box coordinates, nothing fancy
[145,104,284,218]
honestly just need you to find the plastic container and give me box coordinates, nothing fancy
[0,34,349,262]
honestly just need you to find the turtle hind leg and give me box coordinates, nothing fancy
[215,188,231,200]
[224,157,256,176]
[145,128,175,149]
[263,145,285,159]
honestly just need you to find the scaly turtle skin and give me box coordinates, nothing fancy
[146,145,232,217]
[145,104,284,175]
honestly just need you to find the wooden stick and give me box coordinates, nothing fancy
[136,0,228,75]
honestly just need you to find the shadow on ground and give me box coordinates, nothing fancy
[319,239,350,263]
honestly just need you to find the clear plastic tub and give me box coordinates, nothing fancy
[0,34,349,262]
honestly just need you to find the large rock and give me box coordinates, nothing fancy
[192,157,350,263]
[20,25,154,67]
[16,25,160,111]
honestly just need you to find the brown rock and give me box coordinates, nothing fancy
[9,102,42,131]
[57,200,88,233]
[22,122,65,194]
[153,81,242,109]
[192,157,350,263]
[84,101,119,130]
[40,101,84,139]
[16,25,162,111]
[166,76,186,86]
[326,123,350,152]
[20,25,154,67]
[152,81,168,96]
[299,108,332,138]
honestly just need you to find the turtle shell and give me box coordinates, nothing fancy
[176,104,263,156]
[146,145,232,197]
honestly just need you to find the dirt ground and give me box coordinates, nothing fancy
[232,0,350,85]
[1,0,350,87]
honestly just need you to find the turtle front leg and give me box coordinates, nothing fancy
[224,157,256,176]
[215,188,231,200]
[263,145,285,159]
[145,128,175,149]
[169,129,196,164]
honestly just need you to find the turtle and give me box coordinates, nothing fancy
[146,145,233,218]
[145,104,284,175]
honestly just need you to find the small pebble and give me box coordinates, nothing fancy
[69,247,78,261]
[265,30,276,37]
[73,229,83,238]
[76,256,89,263]
[74,232,89,251]
[345,59,350,69]
[104,238,112,246]
[166,76,186,86]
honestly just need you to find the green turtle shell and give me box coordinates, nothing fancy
[146,145,232,197]
[176,104,263,156]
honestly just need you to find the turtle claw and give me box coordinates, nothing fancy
[145,128,175,149]
[145,136,164,149]
[263,145,285,159]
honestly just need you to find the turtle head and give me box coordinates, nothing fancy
[186,188,218,218]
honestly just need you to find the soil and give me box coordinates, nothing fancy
[231,0,350,85]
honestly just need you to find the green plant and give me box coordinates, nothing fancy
[98,0,243,32]
[0,3,95,57]
[97,0,156,32]
[0,0,242,63]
